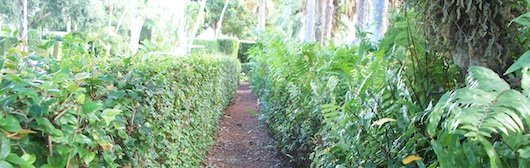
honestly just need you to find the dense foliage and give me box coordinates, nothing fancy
[248,6,530,168]
[248,32,436,167]
[0,35,240,167]
[192,38,240,58]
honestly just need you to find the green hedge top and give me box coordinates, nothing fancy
[237,40,255,63]
[191,38,240,58]
[0,50,240,167]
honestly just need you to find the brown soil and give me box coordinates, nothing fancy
[203,83,291,168]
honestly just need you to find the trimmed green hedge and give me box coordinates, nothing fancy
[192,39,219,54]
[0,42,240,167]
[237,40,255,63]
[191,38,240,58]
[217,38,240,58]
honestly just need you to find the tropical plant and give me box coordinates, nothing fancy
[428,65,530,167]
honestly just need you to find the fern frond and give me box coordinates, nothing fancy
[428,66,530,166]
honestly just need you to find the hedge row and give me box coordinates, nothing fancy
[237,40,255,64]
[0,43,240,167]
[191,38,240,58]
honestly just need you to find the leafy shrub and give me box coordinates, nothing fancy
[192,38,240,58]
[0,36,16,54]
[237,40,255,63]
[217,38,240,58]
[192,39,220,55]
[248,33,434,167]
[0,41,240,167]
[428,66,530,167]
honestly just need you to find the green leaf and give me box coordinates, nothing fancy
[76,134,92,144]
[82,152,95,165]
[102,109,121,126]
[82,100,103,114]
[2,115,21,132]
[468,66,509,92]
[0,161,13,168]
[29,104,42,117]
[76,94,86,104]
[518,146,530,159]
[428,92,451,137]
[522,68,530,97]
[35,117,63,136]
[0,135,10,159]
[20,154,36,165]
[505,50,530,75]
[5,153,31,167]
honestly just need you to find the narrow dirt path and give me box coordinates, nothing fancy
[203,83,291,168]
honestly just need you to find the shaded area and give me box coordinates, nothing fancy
[203,83,291,168]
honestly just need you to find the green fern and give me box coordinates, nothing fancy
[428,66,530,167]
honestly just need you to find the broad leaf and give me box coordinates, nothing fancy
[505,50,530,75]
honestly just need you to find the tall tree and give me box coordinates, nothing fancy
[129,0,145,54]
[257,0,266,32]
[303,0,316,42]
[215,0,230,37]
[355,0,367,31]
[189,0,207,50]
[369,0,388,42]
[415,0,526,73]
[319,0,334,45]
[18,0,28,51]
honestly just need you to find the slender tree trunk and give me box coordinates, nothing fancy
[73,19,78,32]
[176,1,187,54]
[115,7,128,33]
[304,0,316,42]
[66,16,71,32]
[216,0,230,37]
[257,0,266,32]
[370,0,388,42]
[108,2,114,29]
[314,0,322,42]
[129,0,144,54]
[189,0,207,52]
[355,0,367,31]
[18,0,28,51]
[320,0,334,45]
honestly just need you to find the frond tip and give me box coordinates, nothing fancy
[428,66,530,167]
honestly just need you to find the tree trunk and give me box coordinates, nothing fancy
[355,0,367,31]
[304,0,316,42]
[257,0,266,32]
[66,16,71,32]
[189,0,207,52]
[18,0,28,51]
[216,0,230,37]
[319,0,334,45]
[314,0,322,43]
[369,0,388,42]
[108,2,114,29]
[129,0,144,54]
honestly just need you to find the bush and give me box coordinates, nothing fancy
[248,34,433,167]
[237,40,255,63]
[0,40,240,167]
[0,36,16,54]
[192,39,219,55]
[191,38,240,58]
[217,38,240,58]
